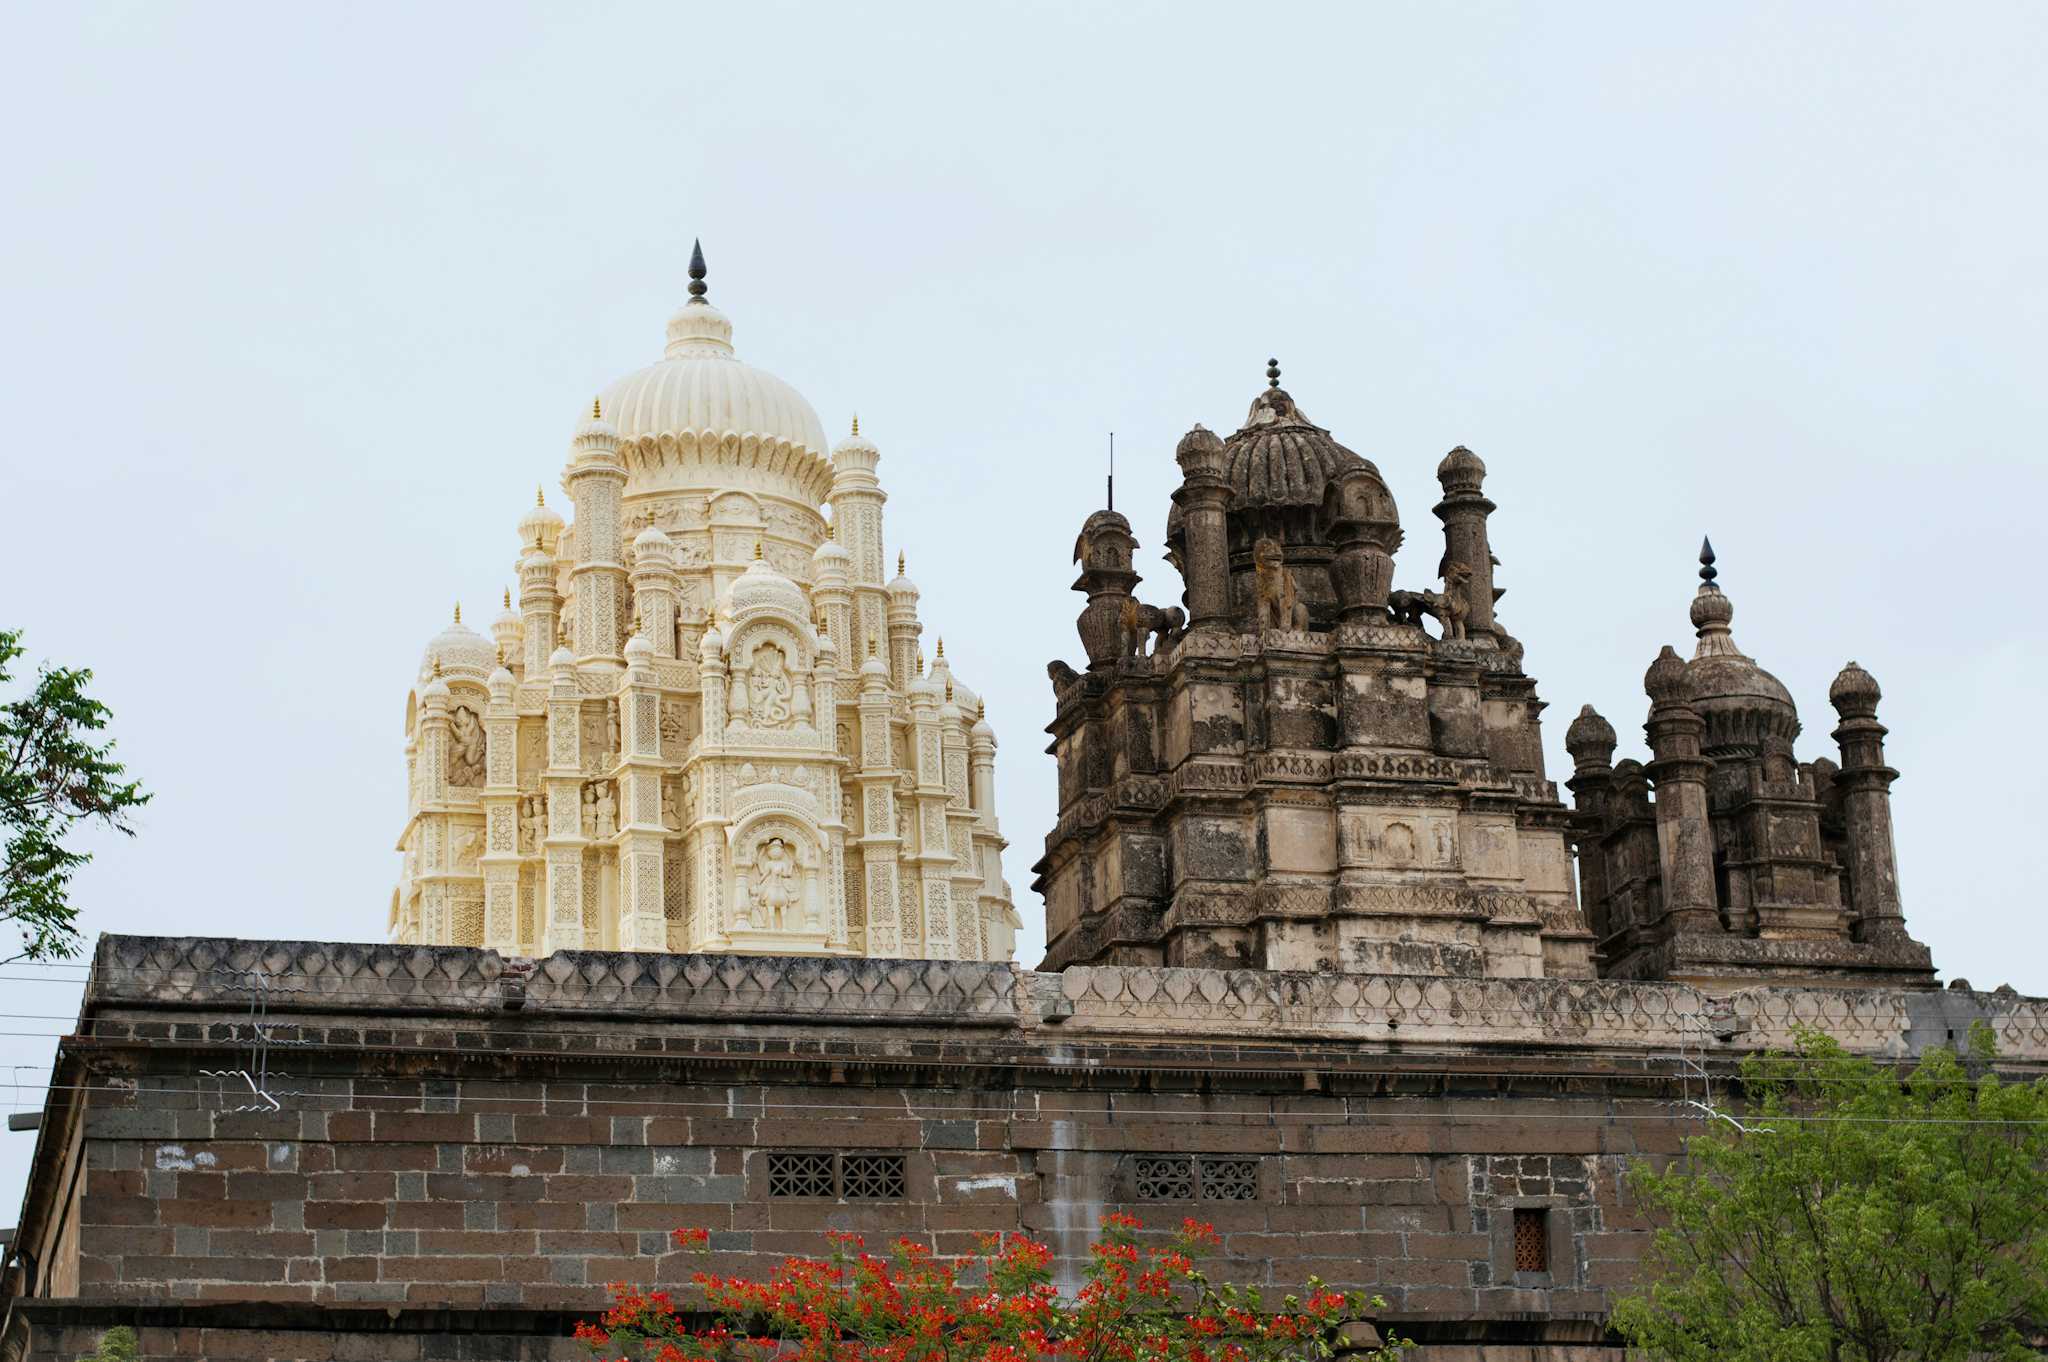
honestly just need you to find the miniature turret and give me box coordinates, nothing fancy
[1829,661,1908,944]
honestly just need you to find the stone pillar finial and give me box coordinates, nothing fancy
[1432,446,1498,641]
[1829,661,1907,940]
[1643,645,1719,933]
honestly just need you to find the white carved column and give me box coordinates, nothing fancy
[909,671,954,959]
[566,402,627,669]
[854,643,901,955]
[616,636,668,950]
[693,628,730,949]
[630,526,682,660]
[481,662,522,952]
[541,645,587,952]
[519,542,561,678]
[969,704,1016,961]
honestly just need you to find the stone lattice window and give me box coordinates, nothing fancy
[767,1151,905,1201]
[767,1152,835,1198]
[1132,1155,1262,1201]
[1199,1157,1260,1201]
[1513,1208,1549,1272]
[842,1154,906,1200]
[1133,1156,1195,1201]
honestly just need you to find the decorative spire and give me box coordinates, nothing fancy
[688,238,708,300]
[753,540,763,561]
[495,643,506,667]
[536,486,546,507]
[897,550,906,576]
[867,635,877,657]
[432,656,444,677]
[1699,536,1717,584]
[945,680,954,703]
[936,637,945,661]
[851,414,859,437]
[1266,357,1281,389]
[825,520,835,542]
[453,602,461,625]
[916,651,925,676]
[591,396,602,421]
[503,588,511,609]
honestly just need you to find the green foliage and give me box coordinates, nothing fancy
[77,1325,138,1362]
[1,628,150,962]
[1612,1024,2048,1362]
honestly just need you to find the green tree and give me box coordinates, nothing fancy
[1613,1024,2048,1362]
[76,1325,138,1362]
[2,628,150,962]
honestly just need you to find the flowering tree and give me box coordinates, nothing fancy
[578,1214,1408,1362]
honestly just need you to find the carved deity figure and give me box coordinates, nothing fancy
[660,780,680,830]
[752,837,799,930]
[519,795,543,852]
[1438,561,1471,641]
[447,706,487,787]
[606,698,621,754]
[749,643,795,728]
[594,781,617,838]
[580,783,598,837]
[1252,537,1309,631]
[453,827,481,872]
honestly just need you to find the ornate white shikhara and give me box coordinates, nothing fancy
[391,273,1020,962]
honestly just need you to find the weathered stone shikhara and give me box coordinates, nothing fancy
[2,313,2040,1361]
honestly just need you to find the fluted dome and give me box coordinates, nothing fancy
[1222,383,1372,511]
[725,551,807,620]
[420,612,496,680]
[518,488,566,554]
[1684,581,1799,755]
[597,250,833,505]
[1564,704,1617,760]
[1829,660,1882,717]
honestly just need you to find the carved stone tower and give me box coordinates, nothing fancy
[391,244,1021,961]
[1034,364,1594,977]
[1566,543,1934,988]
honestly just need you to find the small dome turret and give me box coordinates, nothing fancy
[421,605,495,680]
[1565,704,1618,766]
[519,487,567,556]
[1436,445,1487,492]
[726,543,807,619]
[1829,660,1883,718]
[887,550,920,600]
[1681,538,1800,755]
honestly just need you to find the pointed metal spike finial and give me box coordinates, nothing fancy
[825,520,835,542]
[936,637,945,660]
[946,680,954,703]
[753,540,763,561]
[591,396,602,420]
[536,486,545,507]
[688,239,708,300]
[1699,536,1718,584]
[503,588,511,609]
[851,414,859,436]
[1267,357,1281,389]
[453,602,461,625]
[916,651,924,675]
[897,550,906,577]
[867,635,877,657]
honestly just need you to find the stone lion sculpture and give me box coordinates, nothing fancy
[1118,598,1186,657]
[1252,537,1309,631]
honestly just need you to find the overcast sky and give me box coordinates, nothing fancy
[4,2,2044,1214]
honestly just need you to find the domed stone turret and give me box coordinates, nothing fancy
[420,605,495,680]
[1222,361,1372,512]
[1683,538,1800,758]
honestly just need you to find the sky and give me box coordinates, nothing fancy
[3,1,2045,1217]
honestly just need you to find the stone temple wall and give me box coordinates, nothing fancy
[4,936,2045,1361]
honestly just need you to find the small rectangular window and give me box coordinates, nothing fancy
[1198,1157,1260,1201]
[842,1153,906,1200]
[1513,1207,1549,1272]
[768,1152,835,1198]
[1134,1155,1194,1200]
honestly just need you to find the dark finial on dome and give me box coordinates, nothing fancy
[1266,357,1281,389]
[688,239,708,300]
[1699,536,1717,584]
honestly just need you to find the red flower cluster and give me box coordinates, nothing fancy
[577,1214,1405,1362]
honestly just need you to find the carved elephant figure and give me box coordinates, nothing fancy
[1387,589,1436,628]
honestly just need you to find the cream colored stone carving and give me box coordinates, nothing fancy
[447,706,486,788]
[391,256,1016,960]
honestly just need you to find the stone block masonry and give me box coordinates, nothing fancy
[3,936,2044,1360]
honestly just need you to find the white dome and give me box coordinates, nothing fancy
[600,292,831,502]
[725,553,808,620]
[421,614,495,680]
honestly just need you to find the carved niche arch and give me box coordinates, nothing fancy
[722,620,817,733]
[724,808,826,934]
